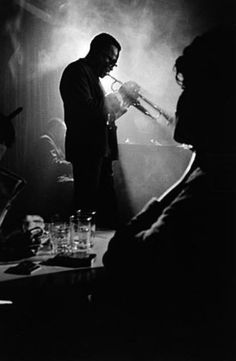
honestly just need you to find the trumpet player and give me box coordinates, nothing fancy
[60,33,129,228]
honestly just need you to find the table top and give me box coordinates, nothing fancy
[0,229,114,286]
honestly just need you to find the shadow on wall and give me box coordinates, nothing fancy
[114,143,192,223]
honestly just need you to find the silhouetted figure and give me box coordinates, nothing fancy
[0,108,25,228]
[28,117,73,220]
[102,25,236,360]
[40,117,66,163]
[60,33,129,228]
[0,108,41,261]
[40,117,73,182]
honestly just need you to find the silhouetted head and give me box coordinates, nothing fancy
[86,32,121,78]
[174,25,236,155]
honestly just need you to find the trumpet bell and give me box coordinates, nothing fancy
[106,74,173,125]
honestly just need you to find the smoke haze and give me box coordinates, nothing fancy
[41,0,196,110]
[6,0,233,136]
[23,0,198,142]
[0,0,234,221]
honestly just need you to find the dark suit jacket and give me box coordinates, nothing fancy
[103,157,235,327]
[60,58,118,162]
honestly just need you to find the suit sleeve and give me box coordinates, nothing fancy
[60,63,106,126]
[102,183,198,273]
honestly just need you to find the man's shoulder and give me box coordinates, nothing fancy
[62,58,87,75]
[60,59,92,89]
[60,60,81,90]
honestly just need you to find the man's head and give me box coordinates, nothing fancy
[173,25,236,155]
[87,33,121,78]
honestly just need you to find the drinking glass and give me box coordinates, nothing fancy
[50,217,70,255]
[76,210,96,248]
[70,211,92,252]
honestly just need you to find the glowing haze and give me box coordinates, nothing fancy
[35,0,199,116]
[3,0,228,217]
[24,0,204,145]
[10,0,216,146]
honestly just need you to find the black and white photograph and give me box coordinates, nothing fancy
[0,1,235,360]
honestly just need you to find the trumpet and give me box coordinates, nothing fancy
[107,74,173,125]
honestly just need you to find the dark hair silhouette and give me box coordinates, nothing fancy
[90,32,121,53]
[175,24,236,91]
[174,24,236,153]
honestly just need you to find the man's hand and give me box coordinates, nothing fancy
[105,92,131,123]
